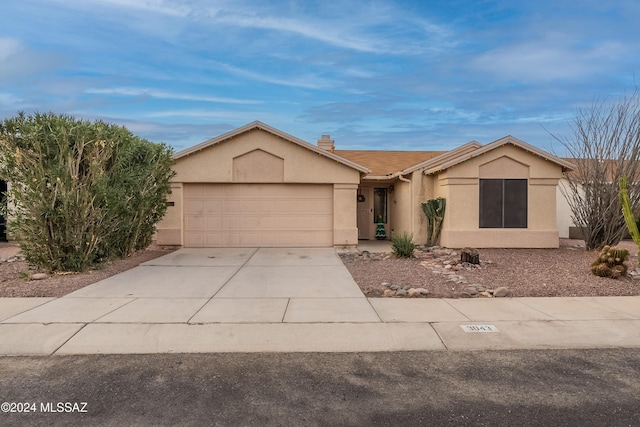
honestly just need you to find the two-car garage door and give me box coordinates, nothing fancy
[184,184,333,247]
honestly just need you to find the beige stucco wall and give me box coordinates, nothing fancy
[433,144,563,248]
[389,179,411,238]
[156,128,362,247]
[556,178,576,238]
[172,129,360,184]
[156,182,183,246]
[333,184,358,245]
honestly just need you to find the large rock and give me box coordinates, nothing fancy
[493,287,511,297]
[462,286,478,296]
[408,287,429,297]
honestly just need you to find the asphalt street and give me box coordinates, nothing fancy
[1,349,639,426]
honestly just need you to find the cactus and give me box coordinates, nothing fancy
[591,262,610,277]
[608,248,630,262]
[421,197,446,246]
[591,245,630,279]
[619,176,640,265]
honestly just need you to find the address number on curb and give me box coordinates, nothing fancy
[460,325,499,333]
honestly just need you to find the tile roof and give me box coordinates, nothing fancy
[334,150,445,177]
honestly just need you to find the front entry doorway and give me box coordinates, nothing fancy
[357,186,389,240]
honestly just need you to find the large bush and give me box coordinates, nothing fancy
[0,112,174,271]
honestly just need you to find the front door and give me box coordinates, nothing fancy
[357,187,373,239]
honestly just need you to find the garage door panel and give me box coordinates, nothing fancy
[186,200,204,214]
[184,184,334,247]
[204,201,223,213]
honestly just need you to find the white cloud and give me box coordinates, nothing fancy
[208,10,388,54]
[471,35,625,82]
[85,87,262,104]
[144,109,262,119]
[0,37,22,61]
[212,62,334,90]
[71,0,190,17]
[0,92,24,106]
[0,37,66,82]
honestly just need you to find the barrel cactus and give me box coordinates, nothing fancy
[591,245,630,279]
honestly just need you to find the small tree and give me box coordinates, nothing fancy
[0,112,174,271]
[554,90,640,250]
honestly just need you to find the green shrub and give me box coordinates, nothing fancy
[0,112,174,272]
[391,231,416,258]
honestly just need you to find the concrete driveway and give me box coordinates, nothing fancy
[11,247,378,324]
[2,247,640,355]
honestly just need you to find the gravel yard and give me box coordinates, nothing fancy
[340,239,640,298]
[0,243,174,297]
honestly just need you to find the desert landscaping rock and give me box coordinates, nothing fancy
[341,239,640,299]
[30,273,48,280]
[462,286,479,296]
[383,289,395,297]
[493,286,511,297]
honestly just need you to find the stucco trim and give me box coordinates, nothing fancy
[438,177,478,185]
[173,121,370,174]
[424,136,575,175]
[530,178,560,186]
[401,141,483,175]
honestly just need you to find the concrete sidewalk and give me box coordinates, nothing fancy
[0,247,639,355]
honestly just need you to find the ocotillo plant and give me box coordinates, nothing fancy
[618,176,640,264]
[421,197,446,246]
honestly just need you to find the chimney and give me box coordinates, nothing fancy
[317,134,335,152]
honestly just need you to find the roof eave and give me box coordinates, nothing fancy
[425,135,575,175]
[172,121,370,174]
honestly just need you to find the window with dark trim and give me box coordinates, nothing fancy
[479,179,527,228]
[373,188,388,223]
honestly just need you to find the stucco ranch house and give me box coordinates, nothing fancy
[156,121,575,249]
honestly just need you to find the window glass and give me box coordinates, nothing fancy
[373,188,387,223]
[479,179,527,228]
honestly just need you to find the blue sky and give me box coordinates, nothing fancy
[1,0,639,154]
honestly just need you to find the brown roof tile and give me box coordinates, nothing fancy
[334,150,445,176]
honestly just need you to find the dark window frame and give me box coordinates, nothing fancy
[479,179,528,228]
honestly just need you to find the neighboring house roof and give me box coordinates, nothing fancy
[173,121,370,174]
[334,150,444,177]
[560,158,640,182]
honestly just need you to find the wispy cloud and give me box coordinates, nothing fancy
[73,0,190,17]
[208,11,388,54]
[2,0,639,151]
[471,34,626,82]
[212,62,335,90]
[85,87,262,104]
